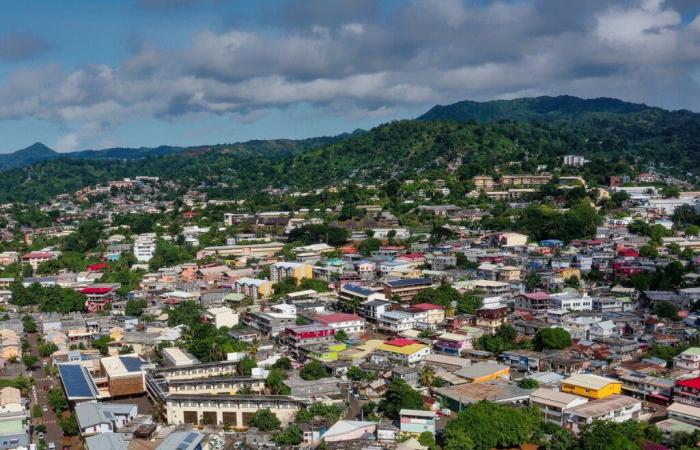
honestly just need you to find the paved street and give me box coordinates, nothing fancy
[26,331,67,449]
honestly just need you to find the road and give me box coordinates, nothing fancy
[26,331,64,448]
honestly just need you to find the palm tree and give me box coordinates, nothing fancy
[419,366,435,388]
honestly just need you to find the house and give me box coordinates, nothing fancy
[588,320,618,339]
[203,306,239,329]
[339,284,386,306]
[21,251,57,270]
[376,338,430,365]
[561,374,622,399]
[399,409,436,436]
[495,232,528,247]
[564,395,642,433]
[0,387,28,450]
[674,347,700,375]
[269,262,313,283]
[433,332,471,356]
[82,285,120,312]
[454,363,509,383]
[156,431,204,450]
[549,292,592,311]
[85,434,128,450]
[358,298,391,322]
[500,350,544,373]
[382,278,433,303]
[529,388,589,425]
[618,370,673,403]
[666,402,700,429]
[75,402,137,436]
[314,313,365,335]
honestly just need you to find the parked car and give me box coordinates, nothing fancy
[37,432,44,440]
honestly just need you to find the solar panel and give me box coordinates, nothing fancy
[119,356,145,372]
[182,432,198,444]
[58,363,98,399]
[343,284,374,296]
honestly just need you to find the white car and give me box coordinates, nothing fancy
[42,406,47,412]
[37,432,44,440]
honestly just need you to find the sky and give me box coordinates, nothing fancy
[0,0,699,153]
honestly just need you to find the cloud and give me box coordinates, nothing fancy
[1,0,700,145]
[0,32,52,61]
[54,132,79,152]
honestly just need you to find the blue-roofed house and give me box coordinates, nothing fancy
[382,278,433,303]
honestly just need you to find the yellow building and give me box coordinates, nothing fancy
[561,374,622,399]
[269,262,313,283]
[377,339,431,365]
[558,267,582,281]
[454,362,510,383]
[233,277,273,300]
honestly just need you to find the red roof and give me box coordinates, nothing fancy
[314,313,361,324]
[340,246,359,254]
[676,377,700,389]
[22,252,53,259]
[81,287,113,294]
[87,263,108,271]
[521,292,550,300]
[384,338,416,347]
[410,303,443,311]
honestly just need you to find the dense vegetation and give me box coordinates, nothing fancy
[3,96,700,203]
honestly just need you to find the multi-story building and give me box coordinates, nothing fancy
[674,348,700,375]
[549,292,593,311]
[134,233,157,262]
[433,332,471,356]
[564,395,642,433]
[358,298,391,322]
[618,370,674,402]
[0,387,28,450]
[339,284,386,306]
[20,251,57,270]
[377,311,415,333]
[406,303,445,325]
[314,313,365,335]
[529,388,588,426]
[232,278,273,300]
[674,377,700,407]
[562,155,588,167]
[269,262,313,283]
[382,278,433,303]
[243,311,296,337]
[515,292,551,318]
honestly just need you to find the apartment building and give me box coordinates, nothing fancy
[134,233,157,262]
[232,278,273,300]
[674,348,700,375]
[314,313,365,335]
[530,388,589,426]
[564,395,642,433]
[269,262,313,283]
[382,278,433,303]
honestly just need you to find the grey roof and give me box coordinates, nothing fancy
[75,402,136,429]
[157,431,204,450]
[85,434,128,450]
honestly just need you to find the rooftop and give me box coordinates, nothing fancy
[562,373,621,390]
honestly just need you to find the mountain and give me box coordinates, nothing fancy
[0,95,699,204]
[418,95,656,122]
[0,142,59,170]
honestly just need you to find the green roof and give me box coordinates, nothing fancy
[682,347,700,356]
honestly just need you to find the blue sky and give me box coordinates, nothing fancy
[0,0,699,153]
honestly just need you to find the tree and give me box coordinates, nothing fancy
[125,299,147,316]
[413,283,460,308]
[335,330,348,342]
[266,368,290,395]
[288,224,349,246]
[639,244,658,258]
[119,345,135,355]
[443,401,542,450]
[21,315,37,333]
[32,404,42,418]
[38,342,58,357]
[419,366,436,388]
[275,424,302,445]
[377,379,424,419]
[543,426,576,450]
[272,356,292,370]
[564,276,580,289]
[59,413,79,436]
[47,388,68,413]
[347,366,373,382]
[457,292,482,314]
[300,360,327,381]
[653,301,680,321]
[576,420,661,450]
[238,356,257,376]
[63,219,103,253]
[518,378,540,389]
[532,328,571,351]
[358,238,381,256]
[248,408,281,431]
[92,335,113,356]
[418,432,438,450]
[22,354,38,369]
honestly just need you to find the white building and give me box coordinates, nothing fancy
[378,311,415,333]
[564,395,642,433]
[75,402,138,436]
[562,155,588,167]
[530,388,588,425]
[204,306,239,329]
[134,233,157,262]
[550,292,592,311]
[314,313,365,334]
[674,348,700,375]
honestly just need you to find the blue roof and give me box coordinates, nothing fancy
[119,356,146,372]
[58,363,99,399]
[384,278,431,288]
[342,284,375,296]
[539,239,563,246]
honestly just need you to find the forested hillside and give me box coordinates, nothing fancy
[1,95,699,203]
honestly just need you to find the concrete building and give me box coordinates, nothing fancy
[561,374,622,399]
[269,262,313,283]
[75,402,137,436]
[204,306,239,329]
[314,313,365,335]
[233,278,273,300]
[134,233,157,262]
[0,387,28,450]
[530,388,589,426]
[564,395,642,433]
[674,348,700,375]
[399,409,436,436]
[376,338,430,365]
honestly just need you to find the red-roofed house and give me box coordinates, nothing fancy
[81,284,120,312]
[407,303,445,324]
[314,312,365,334]
[21,251,57,270]
[674,377,700,407]
[515,292,551,318]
